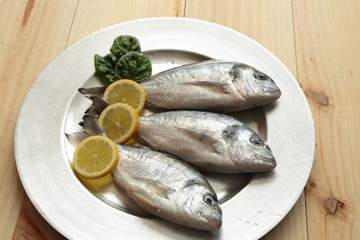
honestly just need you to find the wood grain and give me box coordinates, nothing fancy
[262,193,307,240]
[13,196,66,240]
[0,0,78,239]
[293,0,360,239]
[185,0,297,74]
[2,0,359,239]
[66,0,185,47]
[9,1,186,239]
[185,1,307,239]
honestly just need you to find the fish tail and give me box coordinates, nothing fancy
[65,132,89,147]
[66,116,105,147]
[66,95,108,146]
[83,104,99,118]
[81,115,103,135]
[78,87,106,98]
[89,96,110,115]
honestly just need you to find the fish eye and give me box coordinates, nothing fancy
[203,194,216,205]
[253,71,268,81]
[250,136,263,146]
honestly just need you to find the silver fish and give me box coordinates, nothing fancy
[66,117,222,231]
[113,145,222,231]
[75,96,276,173]
[137,111,276,173]
[140,60,281,112]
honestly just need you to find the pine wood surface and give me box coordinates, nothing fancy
[1,0,358,239]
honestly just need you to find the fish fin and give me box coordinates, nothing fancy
[144,102,168,111]
[78,87,106,97]
[65,132,89,147]
[83,104,99,118]
[67,116,103,148]
[184,81,231,94]
[81,115,103,136]
[132,177,175,199]
[212,141,226,154]
[174,127,226,154]
[132,192,158,211]
[130,177,175,214]
[89,96,109,114]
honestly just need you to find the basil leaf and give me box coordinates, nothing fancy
[94,71,111,86]
[94,35,152,85]
[94,54,110,72]
[110,35,141,57]
[115,52,152,83]
[94,54,121,86]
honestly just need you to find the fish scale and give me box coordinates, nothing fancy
[77,60,281,112]
[66,122,222,231]
[73,94,277,173]
[112,145,222,230]
[138,110,277,173]
[140,60,281,112]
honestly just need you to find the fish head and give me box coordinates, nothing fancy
[232,64,281,106]
[178,182,222,231]
[223,124,277,172]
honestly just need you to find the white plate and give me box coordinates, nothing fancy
[15,17,315,240]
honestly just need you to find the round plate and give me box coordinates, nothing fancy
[15,17,315,240]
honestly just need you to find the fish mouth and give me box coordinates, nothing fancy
[256,153,277,169]
[261,83,281,97]
[202,215,222,230]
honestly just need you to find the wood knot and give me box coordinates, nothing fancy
[22,0,35,27]
[305,179,316,193]
[324,197,345,215]
[305,89,329,106]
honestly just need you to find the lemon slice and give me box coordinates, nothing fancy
[77,173,113,192]
[73,136,119,179]
[98,103,139,143]
[103,79,146,112]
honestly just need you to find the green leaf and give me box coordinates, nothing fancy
[95,71,112,86]
[94,54,121,86]
[110,35,141,57]
[94,35,152,85]
[94,54,109,73]
[115,52,152,83]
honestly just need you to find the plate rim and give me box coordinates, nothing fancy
[15,17,315,240]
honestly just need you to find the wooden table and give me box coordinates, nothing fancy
[1,0,359,239]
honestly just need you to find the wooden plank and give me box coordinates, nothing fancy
[0,0,78,239]
[262,193,307,240]
[293,0,360,239]
[9,1,186,239]
[185,1,307,239]
[185,0,297,74]
[66,0,186,46]
[13,196,66,240]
